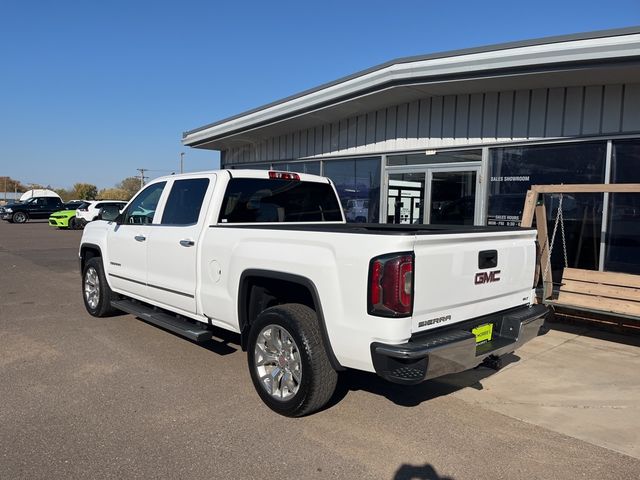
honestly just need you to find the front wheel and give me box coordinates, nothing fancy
[12,211,28,223]
[247,304,337,417]
[69,217,78,230]
[82,257,117,317]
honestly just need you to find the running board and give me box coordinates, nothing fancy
[111,299,212,343]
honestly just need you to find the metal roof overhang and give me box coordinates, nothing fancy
[183,28,640,151]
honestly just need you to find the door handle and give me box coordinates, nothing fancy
[134,235,146,242]
[179,239,195,247]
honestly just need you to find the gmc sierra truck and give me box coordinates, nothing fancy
[79,170,547,416]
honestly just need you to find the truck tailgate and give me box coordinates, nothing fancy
[411,229,537,334]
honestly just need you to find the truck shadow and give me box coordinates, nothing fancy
[327,353,521,409]
[137,316,521,409]
[136,318,241,356]
[546,318,640,347]
[204,327,241,355]
[394,463,454,480]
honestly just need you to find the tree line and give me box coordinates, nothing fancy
[1,176,142,202]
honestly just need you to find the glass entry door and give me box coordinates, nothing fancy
[387,165,481,225]
[427,168,479,225]
[387,171,426,224]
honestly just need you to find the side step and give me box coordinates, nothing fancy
[111,299,213,343]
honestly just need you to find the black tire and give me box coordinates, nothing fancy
[247,303,337,417]
[82,257,118,317]
[12,211,28,223]
[69,217,78,230]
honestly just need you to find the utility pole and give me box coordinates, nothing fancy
[136,168,149,189]
[180,152,185,174]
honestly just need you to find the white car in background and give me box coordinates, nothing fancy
[76,200,127,226]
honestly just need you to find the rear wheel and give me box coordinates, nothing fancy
[247,304,337,417]
[82,257,117,317]
[12,211,27,223]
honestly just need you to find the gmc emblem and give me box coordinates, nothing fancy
[475,270,501,285]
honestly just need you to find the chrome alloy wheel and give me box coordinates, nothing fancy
[84,266,100,310]
[254,325,302,401]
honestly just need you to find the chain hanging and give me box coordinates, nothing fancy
[543,193,570,282]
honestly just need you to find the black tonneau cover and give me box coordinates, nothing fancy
[211,223,530,235]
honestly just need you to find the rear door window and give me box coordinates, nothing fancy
[219,178,342,223]
[161,178,210,225]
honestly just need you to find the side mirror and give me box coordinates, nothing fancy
[99,205,121,222]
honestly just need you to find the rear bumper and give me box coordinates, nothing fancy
[371,304,548,385]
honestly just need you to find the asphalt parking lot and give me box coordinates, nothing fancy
[1,220,639,480]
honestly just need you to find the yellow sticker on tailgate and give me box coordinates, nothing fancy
[472,323,493,344]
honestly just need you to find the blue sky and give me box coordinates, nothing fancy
[1,0,639,189]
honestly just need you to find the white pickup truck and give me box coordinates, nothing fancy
[79,170,547,416]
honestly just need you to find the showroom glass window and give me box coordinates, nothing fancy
[605,139,640,274]
[489,142,606,276]
[387,150,482,166]
[272,161,321,175]
[323,157,381,223]
[228,163,271,170]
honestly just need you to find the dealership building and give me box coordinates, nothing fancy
[183,27,640,275]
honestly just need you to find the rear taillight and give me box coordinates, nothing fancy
[269,171,300,180]
[368,252,414,317]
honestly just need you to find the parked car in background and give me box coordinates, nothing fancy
[76,200,127,227]
[64,200,86,210]
[48,201,89,229]
[0,196,64,223]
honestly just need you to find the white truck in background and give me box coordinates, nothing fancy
[79,169,547,416]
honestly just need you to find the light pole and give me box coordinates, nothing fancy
[136,168,148,188]
[180,152,185,174]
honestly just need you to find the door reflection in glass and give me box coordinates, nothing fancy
[430,171,476,225]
